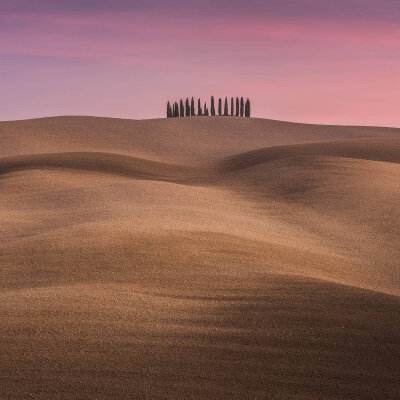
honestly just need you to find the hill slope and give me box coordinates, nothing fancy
[1,115,399,162]
[0,117,399,399]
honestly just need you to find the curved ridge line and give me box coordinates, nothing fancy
[0,137,399,181]
[0,151,203,183]
[0,272,398,299]
[215,138,400,172]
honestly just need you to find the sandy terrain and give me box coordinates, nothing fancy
[0,116,399,399]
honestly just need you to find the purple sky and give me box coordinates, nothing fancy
[1,0,400,126]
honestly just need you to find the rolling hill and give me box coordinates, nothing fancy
[0,116,399,399]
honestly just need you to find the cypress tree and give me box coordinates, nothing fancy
[210,96,216,116]
[167,101,171,118]
[236,97,240,116]
[224,97,228,116]
[179,99,184,117]
[185,98,190,117]
[218,98,222,116]
[204,102,209,116]
[245,98,251,117]
[240,97,244,117]
[230,97,234,116]
[198,99,203,116]
[174,102,179,117]
[191,97,195,116]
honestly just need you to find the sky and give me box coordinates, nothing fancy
[1,0,399,126]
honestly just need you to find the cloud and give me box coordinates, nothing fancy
[1,0,400,24]
[1,8,399,66]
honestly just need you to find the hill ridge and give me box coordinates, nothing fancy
[1,137,399,182]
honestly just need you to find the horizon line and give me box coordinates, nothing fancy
[1,114,399,129]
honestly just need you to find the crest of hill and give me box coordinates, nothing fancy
[1,116,399,162]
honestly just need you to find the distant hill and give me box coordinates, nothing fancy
[1,116,399,162]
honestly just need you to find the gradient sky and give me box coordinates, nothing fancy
[1,0,399,126]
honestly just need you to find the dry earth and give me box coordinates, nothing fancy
[0,116,399,399]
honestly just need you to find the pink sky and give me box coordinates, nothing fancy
[1,1,399,126]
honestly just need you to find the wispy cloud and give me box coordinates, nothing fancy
[1,10,399,63]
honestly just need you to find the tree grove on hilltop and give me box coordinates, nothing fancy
[166,96,251,118]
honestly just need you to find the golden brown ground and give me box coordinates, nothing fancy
[0,116,399,399]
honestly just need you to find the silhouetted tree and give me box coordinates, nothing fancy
[167,101,172,118]
[245,98,251,117]
[191,97,195,116]
[236,97,240,116]
[240,97,244,117]
[210,96,216,116]
[223,97,228,116]
[198,99,203,116]
[173,102,179,117]
[218,98,222,116]
[230,97,234,116]
[185,98,190,117]
[179,99,184,117]
[204,102,209,116]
